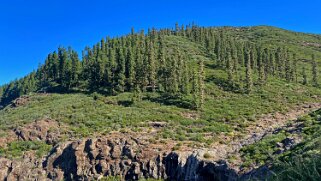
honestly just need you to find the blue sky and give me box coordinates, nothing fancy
[1,0,321,85]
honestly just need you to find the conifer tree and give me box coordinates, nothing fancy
[226,51,234,86]
[181,55,190,94]
[231,41,238,73]
[157,35,166,92]
[64,57,72,89]
[116,47,126,92]
[192,69,200,109]
[147,41,156,92]
[269,51,275,76]
[312,54,318,87]
[169,54,179,94]
[198,59,205,110]
[263,48,269,82]
[302,66,308,85]
[285,50,292,82]
[276,47,283,78]
[126,47,135,91]
[293,53,298,83]
[70,51,81,87]
[245,51,253,94]
[88,52,104,90]
[257,47,265,85]
[108,48,116,94]
[58,47,68,85]
[52,52,59,81]
[135,44,144,91]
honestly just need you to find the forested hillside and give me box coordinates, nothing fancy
[1,25,321,108]
[1,24,321,180]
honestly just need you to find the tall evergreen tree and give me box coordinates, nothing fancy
[285,50,292,82]
[157,35,166,92]
[147,41,156,92]
[302,66,308,85]
[226,51,234,86]
[70,51,81,87]
[116,47,126,92]
[181,55,190,94]
[108,48,117,94]
[293,53,298,83]
[245,51,253,94]
[257,47,265,85]
[312,54,318,87]
[169,54,179,94]
[198,59,205,110]
[192,69,200,109]
[126,47,135,91]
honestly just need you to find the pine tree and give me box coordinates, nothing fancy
[226,51,234,86]
[231,41,238,79]
[52,52,59,81]
[177,48,184,93]
[70,50,81,87]
[157,35,166,92]
[116,47,126,92]
[126,47,135,91]
[269,51,275,76]
[169,54,179,94]
[58,47,68,85]
[285,50,292,82]
[108,48,116,94]
[147,41,156,92]
[192,69,200,109]
[302,66,308,85]
[312,54,318,87]
[135,44,145,91]
[257,47,265,85]
[175,22,180,35]
[181,55,190,94]
[88,52,104,90]
[64,57,72,89]
[245,51,253,94]
[263,48,269,82]
[293,53,298,83]
[276,47,283,78]
[198,59,205,110]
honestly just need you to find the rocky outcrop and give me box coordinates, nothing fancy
[14,119,62,145]
[44,137,238,181]
[0,136,238,181]
[11,96,30,108]
[0,153,47,181]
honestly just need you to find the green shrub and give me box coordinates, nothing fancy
[271,155,321,181]
[0,141,52,158]
[203,152,212,159]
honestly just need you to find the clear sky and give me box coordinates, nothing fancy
[1,0,321,85]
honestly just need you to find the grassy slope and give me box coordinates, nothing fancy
[1,26,321,156]
[240,108,321,180]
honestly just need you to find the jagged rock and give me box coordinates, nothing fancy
[14,119,62,145]
[149,122,167,128]
[281,138,295,149]
[0,152,47,181]
[0,158,11,181]
[41,137,238,181]
[11,96,30,108]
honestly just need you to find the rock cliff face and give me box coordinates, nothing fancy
[0,136,238,181]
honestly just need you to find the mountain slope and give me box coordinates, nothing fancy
[1,25,321,180]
